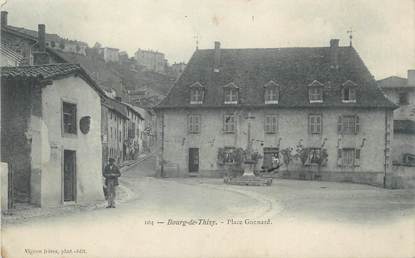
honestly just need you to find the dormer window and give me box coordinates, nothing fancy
[341,80,357,103]
[308,80,324,103]
[223,82,239,104]
[264,81,279,104]
[189,82,205,104]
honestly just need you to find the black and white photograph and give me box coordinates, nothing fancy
[0,0,414,257]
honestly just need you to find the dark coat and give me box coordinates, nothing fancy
[103,164,121,186]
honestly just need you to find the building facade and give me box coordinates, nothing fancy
[378,70,415,166]
[1,64,104,207]
[155,40,397,186]
[134,49,167,74]
[101,96,129,167]
[99,47,120,63]
[124,103,145,159]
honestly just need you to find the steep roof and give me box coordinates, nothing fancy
[123,102,145,120]
[157,46,396,109]
[102,96,129,119]
[1,63,105,96]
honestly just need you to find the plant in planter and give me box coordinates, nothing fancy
[280,147,294,171]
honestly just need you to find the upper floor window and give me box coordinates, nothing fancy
[223,82,239,104]
[264,114,278,134]
[223,113,236,133]
[264,81,279,104]
[342,80,357,103]
[189,82,205,104]
[188,114,201,134]
[63,102,77,135]
[308,80,324,103]
[399,92,409,105]
[308,114,322,134]
[338,115,360,135]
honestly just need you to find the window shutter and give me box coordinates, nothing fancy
[337,116,343,134]
[355,115,360,134]
[308,115,312,134]
[337,149,342,167]
[272,116,277,133]
[354,149,360,167]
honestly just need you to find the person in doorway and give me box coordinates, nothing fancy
[103,158,121,208]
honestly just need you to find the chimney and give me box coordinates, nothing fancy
[32,24,49,65]
[213,41,221,72]
[1,11,7,26]
[408,70,415,86]
[38,24,46,52]
[330,39,339,69]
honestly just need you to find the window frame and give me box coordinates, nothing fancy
[341,148,355,167]
[62,100,77,136]
[223,113,236,133]
[308,114,322,135]
[264,114,278,134]
[190,88,204,104]
[188,114,201,134]
[308,80,324,103]
[341,115,357,135]
[308,148,321,165]
[264,81,280,104]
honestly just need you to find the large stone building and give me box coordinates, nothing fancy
[134,49,167,74]
[155,40,397,186]
[1,64,105,207]
[378,70,415,166]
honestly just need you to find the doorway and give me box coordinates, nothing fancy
[188,148,199,173]
[63,150,76,202]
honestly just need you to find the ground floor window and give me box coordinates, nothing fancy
[308,148,321,164]
[338,148,360,167]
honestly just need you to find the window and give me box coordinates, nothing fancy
[190,88,204,104]
[342,87,356,102]
[262,147,279,169]
[223,113,236,133]
[309,87,323,102]
[308,80,324,103]
[338,115,359,134]
[264,115,278,134]
[62,102,77,134]
[188,114,201,134]
[309,114,322,134]
[399,92,409,105]
[342,80,357,103]
[308,148,321,164]
[339,148,357,167]
[224,87,238,104]
[264,81,279,104]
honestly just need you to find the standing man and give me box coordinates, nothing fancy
[103,158,121,208]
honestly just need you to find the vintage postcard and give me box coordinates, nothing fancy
[1,0,414,257]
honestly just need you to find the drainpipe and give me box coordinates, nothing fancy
[383,110,387,188]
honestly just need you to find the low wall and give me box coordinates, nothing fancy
[386,165,415,189]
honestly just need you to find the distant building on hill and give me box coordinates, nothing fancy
[171,62,186,78]
[134,49,167,74]
[99,47,120,63]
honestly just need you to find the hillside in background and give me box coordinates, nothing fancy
[55,50,176,107]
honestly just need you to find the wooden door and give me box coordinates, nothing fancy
[64,150,76,202]
[189,148,199,173]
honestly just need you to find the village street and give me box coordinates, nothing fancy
[2,156,415,258]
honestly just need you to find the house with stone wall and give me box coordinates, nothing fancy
[378,70,415,167]
[155,40,397,187]
[1,64,105,207]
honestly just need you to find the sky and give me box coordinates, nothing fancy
[2,0,414,79]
